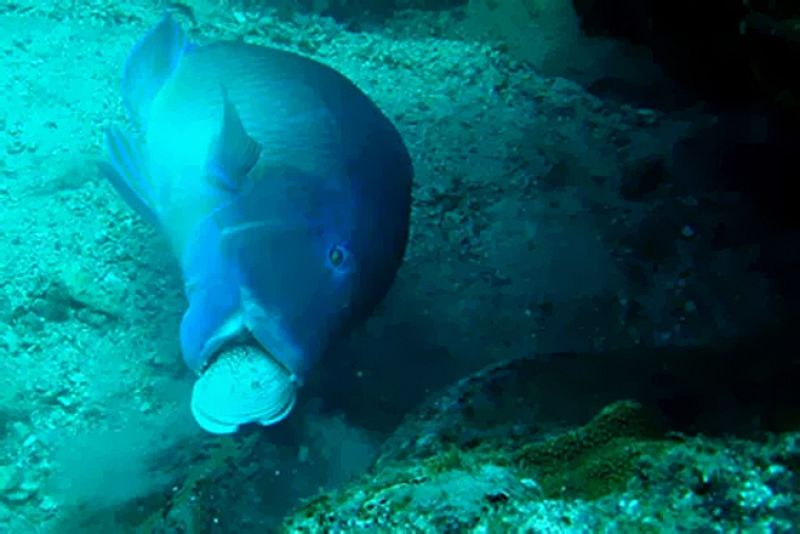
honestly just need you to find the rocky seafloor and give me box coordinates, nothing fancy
[285,402,800,532]
[1,0,797,531]
[283,334,800,532]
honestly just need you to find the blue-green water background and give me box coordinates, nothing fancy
[1,0,797,531]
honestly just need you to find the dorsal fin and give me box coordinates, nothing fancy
[121,14,188,128]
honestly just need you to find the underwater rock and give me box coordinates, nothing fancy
[284,404,800,532]
[282,346,800,532]
[51,264,127,321]
[619,154,666,200]
[0,464,38,505]
[0,464,22,495]
[375,332,800,469]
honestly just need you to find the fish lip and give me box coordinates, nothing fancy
[197,342,236,374]
[195,336,242,375]
[197,351,219,375]
[194,324,254,374]
[192,344,218,375]
[198,335,285,377]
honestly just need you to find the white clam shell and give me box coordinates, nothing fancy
[191,344,297,434]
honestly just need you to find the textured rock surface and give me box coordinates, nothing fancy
[283,352,800,532]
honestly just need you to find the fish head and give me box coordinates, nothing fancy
[213,160,408,380]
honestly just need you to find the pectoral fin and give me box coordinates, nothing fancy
[206,87,262,192]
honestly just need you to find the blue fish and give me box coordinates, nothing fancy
[101,15,412,411]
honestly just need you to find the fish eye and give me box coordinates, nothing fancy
[329,246,344,266]
[328,245,350,269]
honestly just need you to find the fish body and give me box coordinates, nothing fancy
[103,15,412,387]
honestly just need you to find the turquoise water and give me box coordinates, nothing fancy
[1,1,797,532]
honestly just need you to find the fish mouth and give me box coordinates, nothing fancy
[197,338,235,374]
[197,330,258,373]
[191,337,297,434]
